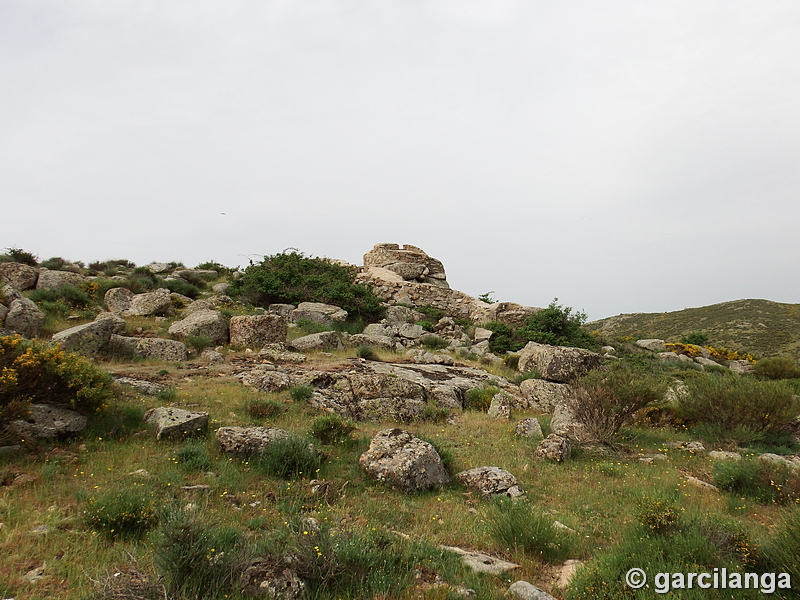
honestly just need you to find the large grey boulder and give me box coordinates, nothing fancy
[533,434,571,461]
[288,331,343,352]
[518,342,601,383]
[238,367,292,392]
[290,302,347,324]
[0,262,38,290]
[259,342,307,363]
[363,243,449,287]
[346,333,398,351]
[636,339,666,352]
[229,314,287,348]
[515,417,543,439]
[168,309,229,346]
[35,269,85,290]
[108,335,188,361]
[128,288,172,316]
[93,312,127,335]
[519,378,571,413]
[4,404,87,439]
[104,287,134,313]
[216,426,292,456]
[507,581,557,600]
[144,262,171,274]
[144,407,209,440]
[4,298,44,338]
[359,428,450,494]
[487,393,512,420]
[113,376,164,396]
[1,284,22,305]
[456,466,523,498]
[51,318,120,355]
[550,401,592,443]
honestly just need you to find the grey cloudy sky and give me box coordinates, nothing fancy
[2,1,799,320]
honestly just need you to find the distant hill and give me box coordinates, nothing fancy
[586,299,800,360]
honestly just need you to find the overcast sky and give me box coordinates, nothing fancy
[2,1,799,320]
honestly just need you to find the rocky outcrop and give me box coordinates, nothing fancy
[113,376,164,396]
[359,428,450,494]
[290,302,347,324]
[363,243,449,288]
[4,297,44,338]
[215,426,292,456]
[128,288,172,316]
[636,339,666,352]
[456,466,523,498]
[259,343,307,363]
[487,393,512,420]
[35,269,85,290]
[0,262,38,290]
[168,309,229,346]
[518,342,602,383]
[518,378,571,412]
[143,407,209,440]
[238,367,292,393]
[4,404,87,439]
[550,401,591,443]
[229,314,287,348]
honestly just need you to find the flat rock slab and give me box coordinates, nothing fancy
[144,407,209,440]
[6,404,87,439]
[113,376,164,396]
[216,426,292,456]
[440,545,519,575]
[508,580,557,600]
[456,466,523,498]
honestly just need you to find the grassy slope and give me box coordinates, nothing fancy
[586,299,800,360]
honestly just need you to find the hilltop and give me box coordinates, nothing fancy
[587,298,800,360]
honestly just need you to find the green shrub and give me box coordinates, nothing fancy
[154,511,246,599]
[765,506,800,582]
[464,385,502,411]
[162,277,201,299]
[289,383,314,402]
[84,485,160,538]
[519,298,597,349]
[678,375,800,443]
[638,495,683,534]
[310,414,356,445]
[420,334,449,350]
[230,251,385,321]
[755,356,800,380]
[185,334,213,351]
[417,305,445,321]
[502,354,520,370]
[195,261,235,277]
[416,320,434,332]
[29,284,94,311]
[681,331,709,345]
[0,247,38,266]
[357,345,379,361]
[253,435,322,479]
[421,403,450,422]
[1,335,113,426]
[512,369,541,384]
[483,321,525,354]
[712,458,800,505]
[489,499,574,562]
[565,365,670,443]
[172,441,214,472]
[155,387,177,403]
[245,398,285,420]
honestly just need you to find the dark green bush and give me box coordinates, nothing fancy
[484,321,525,354]
[712,458,800,505]
[681,331,709,345]
[755,356,800,380]
[489,499,574,562]
[502,354,520,370]
[154,511,246,599]
[185,334,213,351]
[196,261,234,277]
[162,277,202,299]
[464,385,501,411]
[678,375,800,443]
[84,485,160,538]
[566,365,670,443]
[638,495,683,534]
[416,320,434,332]
[421,403,450,422]
[519,298,597,349]
[231,251,385,321]
[245,398,285,420]
[253,435,322,479]
[310,414,356,444]
[289,384,314,402]
[356,345,379,361]
[420,334,449,350]
[416,305,445,321]
[29,284,93,311]
[0,247,38,266]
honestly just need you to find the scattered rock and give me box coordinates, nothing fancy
[35,268,85,290]
[108,336,189,361]
[288,331,343,352]
[114,376,164,395]
[5,404,87,439]
[290,302,347,324]
[515,417,543,439]
[664,441,706,453]
[128,469,152,478]
[508,580,557,600]
[4,297,45,338]
[549,401,591,443]
[128,288,173,316]
[168,309,229,346]
[359,428,450,494]
[684,476,719,492]
[230,315,287,348]
[440,546,519,574]
[238,367,292,392]
[708,451,741,461]
[216,426,292,456]
[729,359,755,374]
[259,343,306,363]
[533,434,571,462]
[518,379,571,413]
[212,282,230,294]
[636,339,666,352]
[487,393,512,420]
[143,407,209,440]
[104,287,134,313]
[0,262,38,290]
[51,318,119,355]
[23,564,47,583]
[200,349,224,363]
[144,262,171,274]
[455,466,523,498]
[240,559,305,599]
[555,559,583,589]
[518,342,602,383]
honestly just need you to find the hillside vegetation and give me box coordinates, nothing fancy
[587,299,800,361]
